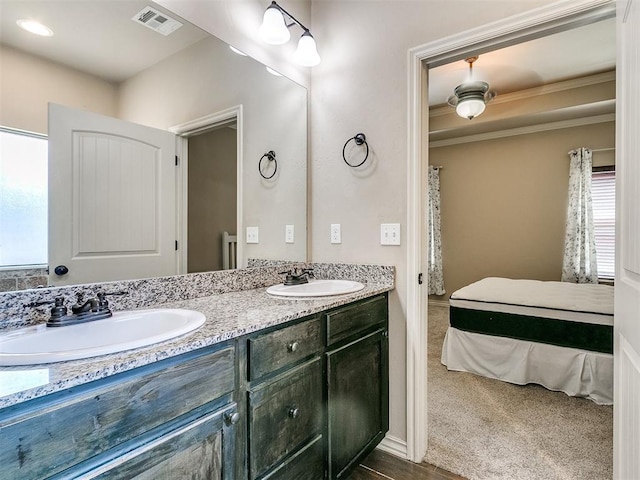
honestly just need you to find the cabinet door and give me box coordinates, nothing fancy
[326,329,389,480]
[80,404,238,480]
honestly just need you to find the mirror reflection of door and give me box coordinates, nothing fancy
[187,122,237,273]
[48,103,178,286]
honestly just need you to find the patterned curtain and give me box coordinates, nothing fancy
[428,166,445,295]
[561,147,598,283]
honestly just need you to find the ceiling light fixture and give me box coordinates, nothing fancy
[229,45,247,56]
[259,1,320,67]
[17,19,53,37]
[266,66,283,76]
[447,56,496,120]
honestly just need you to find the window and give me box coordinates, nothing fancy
[0,128,48,267]
[591,168,615,279]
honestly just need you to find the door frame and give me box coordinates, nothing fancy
[405,0,616,462]
[170,105,244,273]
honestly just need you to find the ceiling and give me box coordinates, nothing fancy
[428,17,616,108]
[0,0,208,83]
[0,2,615,99]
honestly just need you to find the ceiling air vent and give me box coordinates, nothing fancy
[132,6,182,36]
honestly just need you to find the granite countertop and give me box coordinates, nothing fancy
[0,283,392,409]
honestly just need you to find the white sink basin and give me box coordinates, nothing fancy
[266,279,365,297]
[0,309,205,366]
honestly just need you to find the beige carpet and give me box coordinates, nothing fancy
[425,303,613,480]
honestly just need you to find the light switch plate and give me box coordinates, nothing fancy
[285,224,294,243]
[246,226,259,244]
[380,223,401,245]
[330,224,341,244]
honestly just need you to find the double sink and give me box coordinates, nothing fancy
[0,279,364,366]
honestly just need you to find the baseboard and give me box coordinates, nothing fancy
[376,434,408,459]
[428,299,449,308]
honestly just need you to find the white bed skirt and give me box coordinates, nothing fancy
[441,327,613,405]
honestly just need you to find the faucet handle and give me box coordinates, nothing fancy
[97,292,108,309]
[50,297,68,319]
[24,296,65,309]
[96,291,127,310]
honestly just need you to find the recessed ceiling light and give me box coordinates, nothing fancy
[266,66,282,77]
[17,19,54,37]
[229,45,247,56]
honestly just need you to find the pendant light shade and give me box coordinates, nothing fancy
[258,1,321,67]
[456,97,486,120]
[293,31,320,67]
[447,56,496,120]
[259,4,290,45]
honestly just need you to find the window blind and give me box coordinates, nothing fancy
[591,170,615,279]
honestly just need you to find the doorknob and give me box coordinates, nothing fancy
[54,265,69,276]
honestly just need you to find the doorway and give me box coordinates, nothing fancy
[171,106,244,274]
[187,122,237,272]
[404,0,616,465]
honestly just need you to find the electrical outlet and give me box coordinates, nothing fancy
[380,223,401,245]
[330,224,341,244]
[285,224,294,243]
[246,226,259,244]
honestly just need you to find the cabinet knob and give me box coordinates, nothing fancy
[287,341,299,353]
[225,412,240,426]
[288,406,300,419]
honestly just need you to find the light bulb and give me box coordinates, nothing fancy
[17,19,53,37]
[293,31,320,67]
[229,45,247,56]
[456,98,486,120]
[258,5,290,45]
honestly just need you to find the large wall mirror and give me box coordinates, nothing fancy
[0,0,307,291]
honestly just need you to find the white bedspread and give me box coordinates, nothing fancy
[442,327,613,405]
[450,277,614,315]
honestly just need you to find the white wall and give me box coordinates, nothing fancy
[118,36,308,264]
[0,45,118,134]
[308,0,559,445]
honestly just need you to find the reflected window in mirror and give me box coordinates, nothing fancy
[0,128,48,268]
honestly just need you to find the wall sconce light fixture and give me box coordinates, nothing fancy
[259,1,320,67]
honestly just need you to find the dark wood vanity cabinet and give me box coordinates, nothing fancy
[245,293,389,480]
[0,344,239,480]
[0,293,389,480]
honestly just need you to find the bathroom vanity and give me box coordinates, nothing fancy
[0,284,390,480]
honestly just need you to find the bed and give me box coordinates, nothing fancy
[441,277,614,404]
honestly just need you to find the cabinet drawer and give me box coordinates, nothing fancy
[248,316,322,380]
[0,345,235,480]
[263,435,324,480]
[248,358,323,480]
[326,295,387,346]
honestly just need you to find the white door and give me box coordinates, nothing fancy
[48,103,177,286]
[614,1,640,478]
